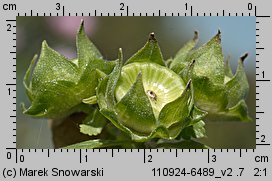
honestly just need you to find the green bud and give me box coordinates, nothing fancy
[96,33,206,141]
[170,31,252,122]
[22,20,116,119]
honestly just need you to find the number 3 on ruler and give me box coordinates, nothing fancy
[211,155,216,162]
[56,3,61,10]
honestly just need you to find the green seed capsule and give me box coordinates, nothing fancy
[95,33,205,141]
[115,62,185,119]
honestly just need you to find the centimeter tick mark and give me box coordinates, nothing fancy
[207,149,210,163]
[10,4,271,17]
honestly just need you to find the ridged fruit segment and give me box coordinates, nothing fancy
[115,62,185,119]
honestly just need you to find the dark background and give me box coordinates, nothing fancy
[17,17,256,148]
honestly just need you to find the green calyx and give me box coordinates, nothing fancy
[169,30,252,122]
[23,21,252,148]
[22,20,116,119]
[95,33,206,141]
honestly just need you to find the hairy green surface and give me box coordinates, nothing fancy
[22,21,116,119]
[23,21,252,149]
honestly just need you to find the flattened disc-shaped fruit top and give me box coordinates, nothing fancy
[115,62,185,119]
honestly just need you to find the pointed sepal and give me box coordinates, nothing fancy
[125,32,165,66]
[115,73,157,135]
[225,53,249,108]
[170,31,198,72]
[76,20,102,71]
